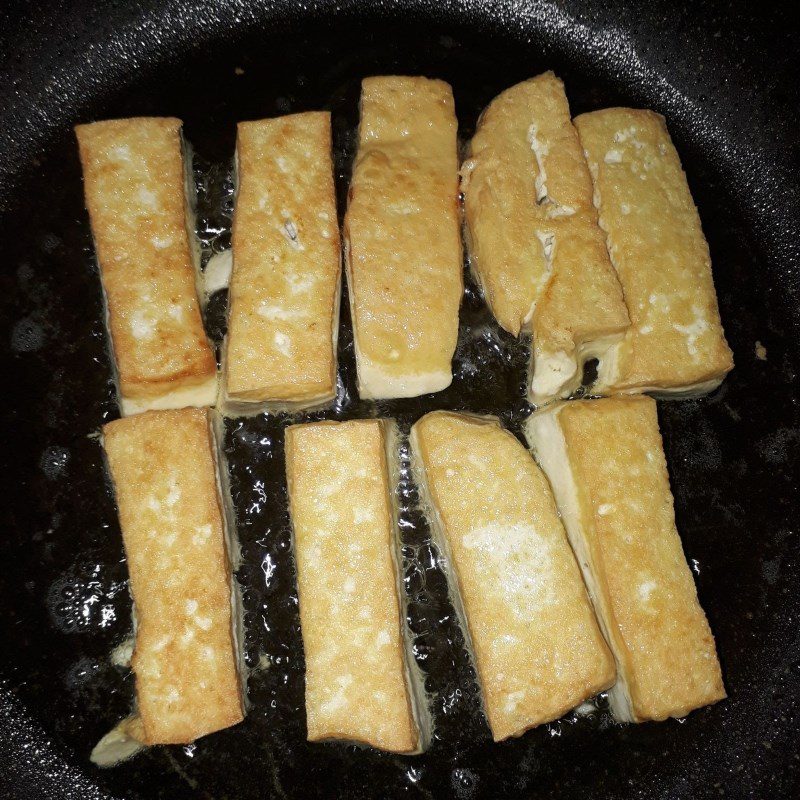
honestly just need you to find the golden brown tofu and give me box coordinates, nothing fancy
[410,411,615,741]
[526,396,726,722]
[574,108,734,395]
[344,76,463,399]
[461,73,629,404]
[222,112,341,413]
[75,118,217,414]
[101,409,244,746]
[285,419,427,753]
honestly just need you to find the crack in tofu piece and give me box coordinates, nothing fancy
[461,72,629,405]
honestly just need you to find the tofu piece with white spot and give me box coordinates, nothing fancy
[525,396,726,722]
[460,72,630,405]
[221,112,341,414]
[75,118,217,416]
[410,411,614,741]
[285,419,428,753]
[344,77,463,399]
[574,108,734,395]
[97,408,244,755]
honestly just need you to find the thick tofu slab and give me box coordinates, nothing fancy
[222,112,341,413]
[101,409,244,745]
[75,118,217,415]
[285,419,427,753]
[525,396,726,722]
[574,108,734,395]
[461,73,629,404]
[410,411,615,741]
[344,76,463,399]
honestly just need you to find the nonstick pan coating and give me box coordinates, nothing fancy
[1,1,798,798]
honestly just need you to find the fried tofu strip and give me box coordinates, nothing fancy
[525,396,726,722]
[410,411,615,741]
[461,73,629,404]
[75,118,217,415]
[344,76,463,399]
[93,409,244,763]
[221,112,341,414]
[285,419,428,753]
[574,108,734,395]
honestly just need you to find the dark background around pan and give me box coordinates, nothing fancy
[1,1,799,799]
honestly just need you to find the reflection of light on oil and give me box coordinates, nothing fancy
[262,554,277,588]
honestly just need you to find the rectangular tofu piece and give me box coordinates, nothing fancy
[410,411,615,741]
[461,73,629,404]
[525,396,726,722]
[574,108,734,395]
[75,118,217,415]
[344,76,463,399]
[101,408,244,745]
[221,112,341,414]
[285,419,428,753]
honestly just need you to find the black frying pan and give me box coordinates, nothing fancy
[1,1,798,798]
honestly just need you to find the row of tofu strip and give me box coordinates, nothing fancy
[76,72,732,415]
[93,395,724,762]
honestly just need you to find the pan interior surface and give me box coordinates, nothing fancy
[0,1,798,798]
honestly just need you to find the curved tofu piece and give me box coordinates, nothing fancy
[100,409,244,748]
[574,108,734,395]
[525,396,726,722]
[344,76,463,399]
[75,118,217,415]
[222,112,341,414]
[461,73,629,404]
[410,411,615,741]
[285,419,427,753]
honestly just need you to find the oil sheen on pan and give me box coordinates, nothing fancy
[0,1,798,799]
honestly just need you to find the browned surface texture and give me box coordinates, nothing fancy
[575,108,733,393]
[102,408,243,744]
[224,112,340,405]
[344,76,463,398]
[285,419,421,753]
[76,118,216,406]
[412,411,614,740]
[550,396,725,720]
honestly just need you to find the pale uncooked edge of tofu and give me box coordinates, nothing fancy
[343,234,453,401]
[593,345,724,398]
[91,431,145,768]
[407,421,492,733]
[90,415,247,767]
[383,422,432,754]
[114,133,218,417]
[523,407,635,722]
[209,410,249,713]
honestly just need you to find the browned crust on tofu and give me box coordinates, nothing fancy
[574,108,734,393]
[343,76,463,398]
[75,118,216,406]
[102,408,243,744]
[546,396,726,720]
[223,112,341,407]
[461,73,629,402]
[411,411,615,741]
[285,419,422,753]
